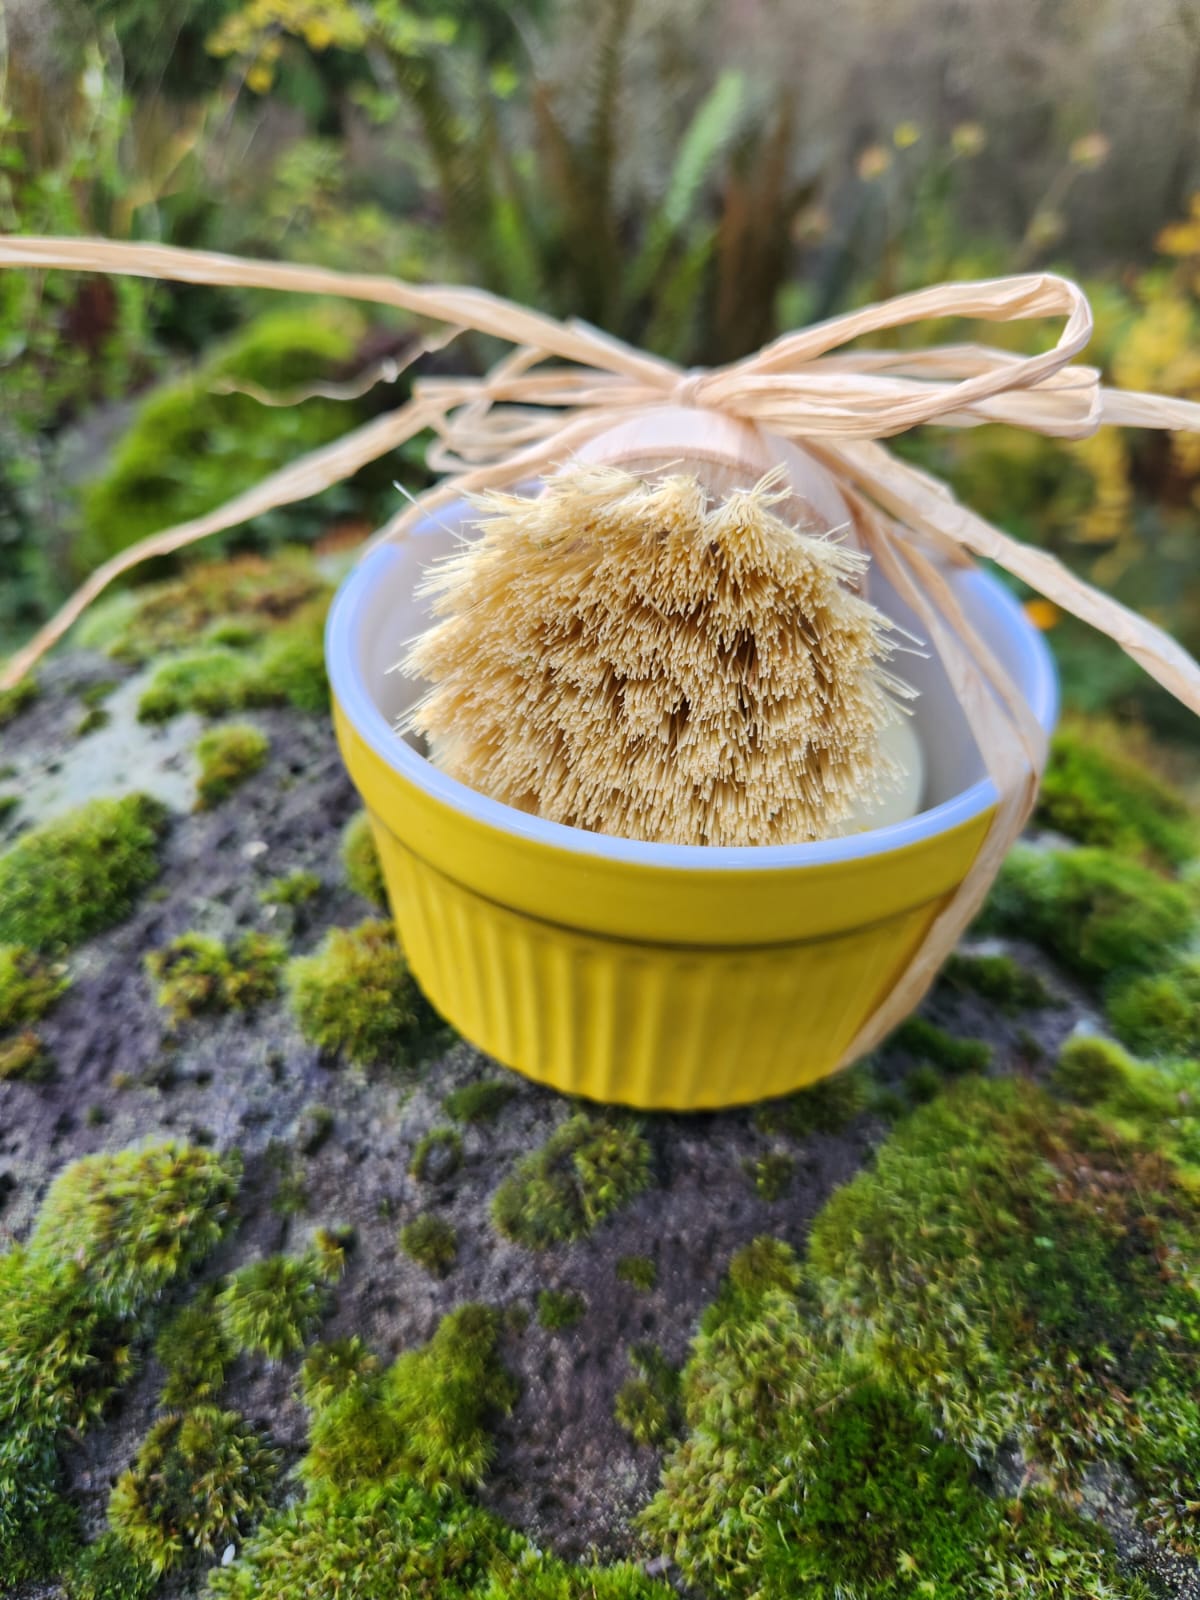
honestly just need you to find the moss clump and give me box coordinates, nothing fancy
[217,1250,334,1362]
[444,1077,517,1123]
[743,1151,794,1201]
[0,675,37,728]
[65,1531,157,1600]
[753,1063,870,1138]
[79,549,329,666]
[107,1407,278,1575]
[145,931,286,1024]
[341,811,388,907]
[492,1113,652,1249]
[287,919,440,1067]
[890,1015,993,1076]
[256,599,330,714]
[807,1077,1200,1525]
[0,794,167,952]
[0,944,66,1030]
[614,1345,680,1448]
[260,869,321,907]
[0,793,19,825]
[727,1236,803,1299]
[301,1304,517,1493]
[154,1294,231,1408]
[536,1288,586,1331]
[0,1028,53,1081]
[616,1254,657,1292]
[400,1214,458,1277]
[299,1337,380,1413]
[939,950,1052,1012]
[0,1143,239,1582]
[485,1553,676,1599]
[980,844,1195,988]
[1053,1034,1200,1174]
[409,1126,463,1183]
[1107,956,1200,1058]
[1037,724,1197,869]
[137,648,263,723]
[195,722,270,809]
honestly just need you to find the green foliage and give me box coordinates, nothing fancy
[616,1255,657,1292]
[217,1250,333,1360]
[301,1305,517,1493]
[260,869,321,907]
[255,600,330,713]
[206,1477,518,1600]
[482,1551,676,1599]
[107,1407,278,1574]
[78,307,372,574]
[1107,957,1200,1058]
[195,722,270,809]
[444,1077,517,1123]
[726,1236,803,1300]
[743,1151,794,1201]
[137,648,264,723]
[1053,1034,1200,1173]
[980,844,1195,987]
[0,1028,53,1081]
[1037,724,1197,869]
[341,811,387,906]
[614,1345,680,1448]
[400,1213,458,1277]
[0,676,37,728]
[409,1126,463,1183]
[146,930,286,1023]
[491,1113,652,1249]
[890,1015,993,1076]
[0,794,167,952]
[753,1064,869,1138]
[939,951,1052,1012]
[299,1337,380,1413]
[287,918,439,1066]
[65,1531,158,1600]
[536,1288,586,1331]
[0,1143,239,1580]
[0,944,67,1032]
[154,1294,232,1408]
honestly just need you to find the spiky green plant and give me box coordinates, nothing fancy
[216,1252,332,1361]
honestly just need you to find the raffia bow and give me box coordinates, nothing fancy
[2,237,1198,1064]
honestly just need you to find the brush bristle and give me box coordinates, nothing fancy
[400,464,916,847]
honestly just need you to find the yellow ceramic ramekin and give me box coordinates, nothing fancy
[326,508,1056,1110]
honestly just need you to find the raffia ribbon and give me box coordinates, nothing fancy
[2,237,1199,1070]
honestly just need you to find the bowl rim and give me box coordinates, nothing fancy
[326,535,1058,874]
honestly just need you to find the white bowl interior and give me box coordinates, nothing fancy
[329,501,1057,869]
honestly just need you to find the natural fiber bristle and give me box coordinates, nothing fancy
[400,464,916,847]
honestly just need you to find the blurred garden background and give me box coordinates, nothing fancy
[3,0,1200,758]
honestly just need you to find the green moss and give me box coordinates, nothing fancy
[217,1250,333,1361]
[257,600,330,713]
[207,1478,518,1600]
[0,794,167,952]
[743,1151,794,1201]
[296,1103,335,1155]
[341,811,388,907]
[74,706,111,738]
[145,930,286,1024]
[1053,1034,1200,1173]
[1038,725,1198,869]
[0,675,37,728]
[137,648,263,723]
[0,793,19,824]
[287,919,442,1067]
[400,1214,458,1277]
[483,1552,676,1599]
[0,1143,239,1579]
[536,1288,586,1331]
[260,869,321,907]
[1107,956,1200,1058]
[491,1113,652,1249]
[980,844,1195,988]
[65,1531,158,1600]
[195,722,270,809]
[890,1014,993,1075]
[0,1028,53,1081]
[299,1338,380,1413]
[301,1304,517,1493]
[614,1345,680,1448]
[444,1077,518,1123]
[78,307,369,575]
[753,1064,869,1138]
[154,1293,231,1409]
[409,1126,463,1183]
[726,1236,803,1300]
[616,1255,657,1292]
[0,944,67,1031]
[939,950,1052,1012]
[107,1407,278,1575]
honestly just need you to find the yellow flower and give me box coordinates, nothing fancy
[1024,599,1060,632]
[950,122,986,158]
[893,122,921,150]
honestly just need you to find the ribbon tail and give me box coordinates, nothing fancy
[826,438,1200,716]
[0,397,443,690]
[1098,386,1200,431]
